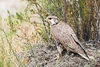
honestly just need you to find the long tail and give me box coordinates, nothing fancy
[79,53,95,61]
[75,41,90,60]
[78,53,89,60]
[71,35,89,60]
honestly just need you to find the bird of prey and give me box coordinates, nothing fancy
[45,16,94,60]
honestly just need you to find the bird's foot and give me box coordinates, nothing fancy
[56,53,62,60]
[50,53,62,62]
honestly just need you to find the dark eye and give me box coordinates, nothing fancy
[48,18,52,20]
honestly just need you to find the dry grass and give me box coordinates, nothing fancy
[0,12,44,67]
[0,0,99,67]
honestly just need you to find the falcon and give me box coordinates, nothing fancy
[45,16,94,60]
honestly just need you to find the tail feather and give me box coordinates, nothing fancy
[78,53,95,61]
[78,53,89,60]
[71,34,90,60]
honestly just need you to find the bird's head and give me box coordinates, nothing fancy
[45,16,60,26]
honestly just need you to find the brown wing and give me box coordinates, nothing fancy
[51,22,85,55]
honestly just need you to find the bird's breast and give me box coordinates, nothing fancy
[50,24,63,42]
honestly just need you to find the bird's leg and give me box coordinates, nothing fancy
[55,41,63,59]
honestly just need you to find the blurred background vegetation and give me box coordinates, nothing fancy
[0,0,99,67]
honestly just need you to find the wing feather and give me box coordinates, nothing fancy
[51,22,86,55]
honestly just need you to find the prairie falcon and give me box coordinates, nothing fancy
[45,16,94,60]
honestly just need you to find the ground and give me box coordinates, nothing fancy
[23,41,100,67]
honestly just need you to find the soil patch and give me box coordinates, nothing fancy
[25,42,100,67]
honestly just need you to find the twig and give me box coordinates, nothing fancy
[71,0,79,39]
[63,0,67,23]
[27,41,39,67]
[94,0,99,42]
[0,28,22,67]
[76,0,82,40]
[33,2,51,43]
[51,0,57,9]
[87,1,93,41]
[57,0,62,17]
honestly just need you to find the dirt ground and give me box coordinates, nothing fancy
[25,41,100,67]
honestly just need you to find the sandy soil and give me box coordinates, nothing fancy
[23,41,100,67]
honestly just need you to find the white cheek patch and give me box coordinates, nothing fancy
[50,19,56,25]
